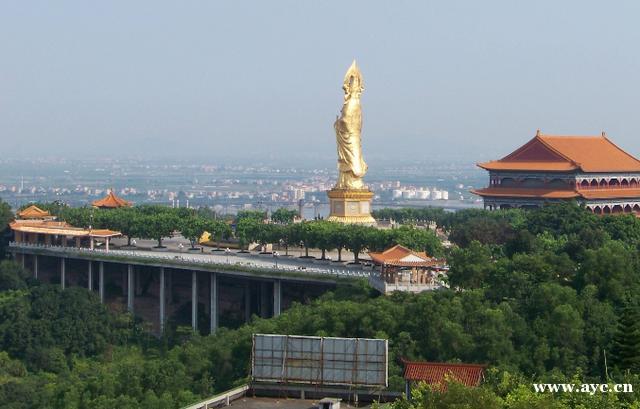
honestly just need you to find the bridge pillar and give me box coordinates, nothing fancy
[33,255,38,279]
[260,281,269,318]
[60,258,66,290]
[191,271,198,332]
[99,262,104,303]
[87,261,93,291]
[244,282,251,323]
[159,267,165,333]
[273,279,281,317]
[127,265,134,312]
[210,272,218,334]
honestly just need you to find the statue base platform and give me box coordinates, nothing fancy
[326,189,376,226]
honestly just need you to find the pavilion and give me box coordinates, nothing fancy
[472,131,640,214]
[368,245,446,293]
[11,206,121,251]
[92,190,132,209]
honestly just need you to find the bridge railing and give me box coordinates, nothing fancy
[8,241,375,279]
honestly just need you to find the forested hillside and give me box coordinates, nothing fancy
[2,202,640,408]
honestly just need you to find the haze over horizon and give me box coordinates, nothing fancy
[2,1,640,162]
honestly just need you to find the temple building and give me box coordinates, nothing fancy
[92,190,132,209]
[11,205,121,250]
[472,131,640,214]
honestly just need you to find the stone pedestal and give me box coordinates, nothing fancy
[327,189,376,225]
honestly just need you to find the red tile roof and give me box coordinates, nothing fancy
[92,190,132,208]
[472,187,640,200]
[403,361,486,387]
[479,132,640,173]
[368,244,436,267]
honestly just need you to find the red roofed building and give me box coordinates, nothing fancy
[368,245,446,293]
[403,360,487,398]
[472,131,640,214]
[92,190,132,209]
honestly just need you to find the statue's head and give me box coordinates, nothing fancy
[343,60,364,99]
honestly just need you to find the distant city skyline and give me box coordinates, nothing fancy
[2,1,640,161]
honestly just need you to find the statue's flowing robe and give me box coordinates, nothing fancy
[334,97,367,182]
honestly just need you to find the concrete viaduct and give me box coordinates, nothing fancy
[8,243,369,334]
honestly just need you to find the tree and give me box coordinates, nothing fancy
[0,199,14,259]
[180,217,208,249]
[0,261,28,291]
[329,223,350,262]
[345,225,372,263]
[611,297,640,372]
[210,220,232,250]
[140,213,179,248]
[448,241,493,289]
[235,217,262,251]
[308,221,336,260]
[271,208,297,224]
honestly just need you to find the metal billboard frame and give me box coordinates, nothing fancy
[251,334,388,387]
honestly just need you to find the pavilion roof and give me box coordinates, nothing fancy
[17,205,53,220]
[403,360,487,387]
[478,132,640,173]
[92,190,132,208]
[368,244,436,267]
[10,220,121,238]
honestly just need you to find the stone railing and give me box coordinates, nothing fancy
[368,274,446,294]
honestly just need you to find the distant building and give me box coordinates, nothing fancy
[92,190,132,209]
[472,131,640,214]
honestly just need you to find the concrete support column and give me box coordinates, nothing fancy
[159,267,165,333]
[99,262,105,303]
[75,237,81,248]
[191,271,198,332]
[244,282,251,323]
[106,237,110,252]
[260,281,269,318]
[273,279,281,317]
[127,265,134,312]
[90,238,94,250]
[60,258,66,290]
[87,261,93,291]
[33,255,38,279]
[210,272,218,334]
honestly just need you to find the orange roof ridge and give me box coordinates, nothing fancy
[92,190,132,208]
[480,131,640,173]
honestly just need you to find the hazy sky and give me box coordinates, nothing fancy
[2,1,640,162]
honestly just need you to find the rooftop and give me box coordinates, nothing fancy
[92,190,132,208]
[369,244,436,267]
[478,132,640,173]
[403,360,486,388]
[17,205,53,220]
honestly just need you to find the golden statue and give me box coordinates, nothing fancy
[327,60,376,226]
[334,60,367,190]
